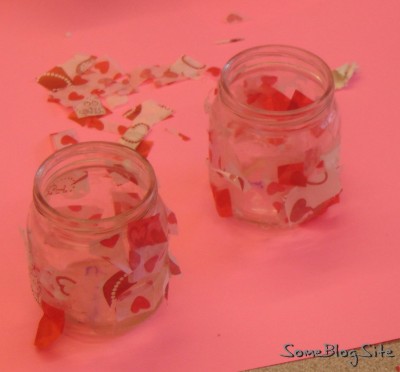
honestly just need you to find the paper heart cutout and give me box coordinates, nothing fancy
[290,198,313,223]
[144,255,159,273]
[61,135,78,145]
[55,276,76,296]
[68,92,84,101]
[94,61,110,74]
[100,234,120,248]
[131,296,151,313]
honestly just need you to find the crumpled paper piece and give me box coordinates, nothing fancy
[332,62,358,89]
[119,100,173,149]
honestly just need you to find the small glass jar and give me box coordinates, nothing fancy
[26,142,178,336]
[208,45,341,227]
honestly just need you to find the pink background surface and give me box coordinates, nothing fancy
[1,1,400,371]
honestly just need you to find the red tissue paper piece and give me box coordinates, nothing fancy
[287,89,314,110]
[135,140,153,158]
[210,184,233,217]
[34,301,65,349]
[127,214,168,249]
[278,163,307,187]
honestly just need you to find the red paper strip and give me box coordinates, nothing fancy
[136,140,154,158]
[34,301,65,349]
[210,184,233,217]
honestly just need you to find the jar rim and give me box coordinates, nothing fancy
[219,44,335,126]
[33,141,157,232]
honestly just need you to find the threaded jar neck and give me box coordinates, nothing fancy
[33,141,157,234]
[219,45,335,130]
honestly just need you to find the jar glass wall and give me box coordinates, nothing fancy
[26,142,178,337]
[208,45,341,226]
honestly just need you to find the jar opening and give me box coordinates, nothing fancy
[220,45,335,125]
[33,141,157,232]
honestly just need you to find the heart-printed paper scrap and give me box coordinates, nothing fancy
[50,129,79,151]
[332,62,358,90]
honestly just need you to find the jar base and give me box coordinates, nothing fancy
[63,297,164,341]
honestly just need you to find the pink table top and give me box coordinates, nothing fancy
[1,0,400,371]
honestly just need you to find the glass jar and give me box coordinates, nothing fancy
[208,45,341,227]
[26,142,179,337]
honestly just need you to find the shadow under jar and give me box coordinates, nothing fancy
[26,142,178,337]
[208,45,341,227]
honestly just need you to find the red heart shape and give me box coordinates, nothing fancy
[55,276,76,296]
[100,234,120,248]
[94,61,110,74]
[131,296,151,313]
[290,199,313,223]
[68,92,84,101]
[87,118,104,130]
[61,135,78,145]
[206,66,221,77]
[91,88,105,96]
[144,255,159,273]
[72,75,88,85]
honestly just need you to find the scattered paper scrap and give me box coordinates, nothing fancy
[165,128,191,141]
[226,13,243,23]
[215,38,244,45]
[124,100,173,126]
[332,62,358,89]
[50,129,79,150]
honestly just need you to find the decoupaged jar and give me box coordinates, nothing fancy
[208,45,341,227]
[26,142,179,340]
